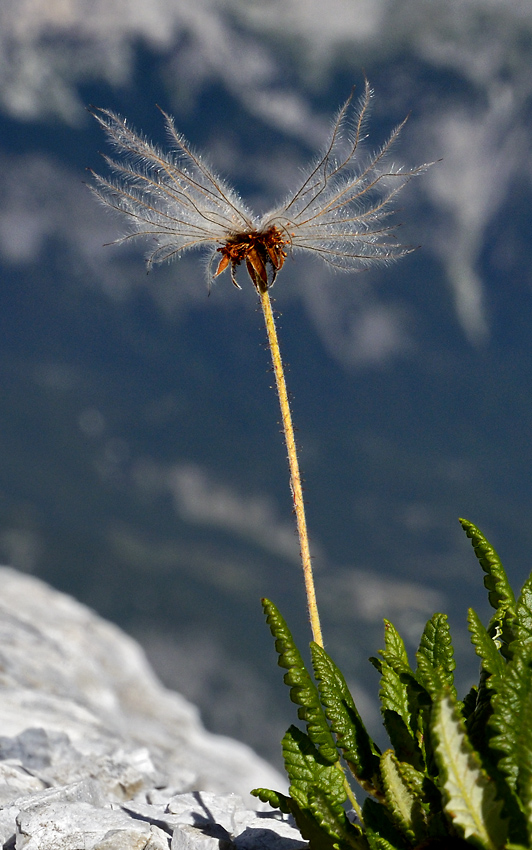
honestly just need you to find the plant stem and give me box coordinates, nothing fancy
[259,287,364,822]
[343,774,363,822]
[258,287,323,648]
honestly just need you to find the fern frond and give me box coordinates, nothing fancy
[261,598,337,763]
[432,690,508,849]
[311,641,382,796]
[468,608,506,681]
[416,613,456,698]
[283,725,367,850]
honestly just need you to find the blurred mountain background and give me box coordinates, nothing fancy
[1,0,532,766]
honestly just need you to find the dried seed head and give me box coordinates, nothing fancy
[89,80,430,290]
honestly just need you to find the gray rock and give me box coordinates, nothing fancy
[16,801,144,849]
[0,567,299,850]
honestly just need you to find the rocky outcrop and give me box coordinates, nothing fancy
[0,567,302,849]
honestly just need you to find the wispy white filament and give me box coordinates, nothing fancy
[90,79,428,282]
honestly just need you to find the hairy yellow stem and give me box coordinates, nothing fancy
[259,287,323,647]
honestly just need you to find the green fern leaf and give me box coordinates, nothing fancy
[515,690,532,847]
[459,519,515,614]
[432,690,507,849]
[380,621,429,710]
[515,576,532,646]
[379,752,448,842]
[363,836,400,850]
[468,608,505,681]
[381,710,424,772]
[488,577,532,797]
[378,621,426,767]
[308,787,367,850]
[252,783,366,850]
[379,620,417,720]
[465,673,500,772]
[362,827,399,850]
[379,750,425,843]
[380,621,413,675]
[362,797,409,850]
[281,724,368,850]
[250,787,292,814]
[461,684,478,722]
[310,642,382,795]
[261,598,337,763]
[466,609,506,763]
[489,651,532,790]
[416,614,456,697]
[368,656,382,674]
[379,658,410,722]
[460,520,517,661]
[290,807,344,850]
[282,724,346,805]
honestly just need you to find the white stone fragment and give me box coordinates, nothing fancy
[93,823,171,850]
[0,760,46,805]
[171,824,221,850]
[234,813,307,850]
[16,801,141,849]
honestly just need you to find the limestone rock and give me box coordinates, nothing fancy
[0,567,299,850]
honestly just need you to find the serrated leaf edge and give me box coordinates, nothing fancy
[432,691,507,850]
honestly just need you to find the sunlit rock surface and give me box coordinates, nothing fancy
[0,567,300,850]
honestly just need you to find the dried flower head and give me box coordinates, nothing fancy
[89,80,428,293]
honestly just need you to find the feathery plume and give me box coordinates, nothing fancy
[89,79,428,293]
